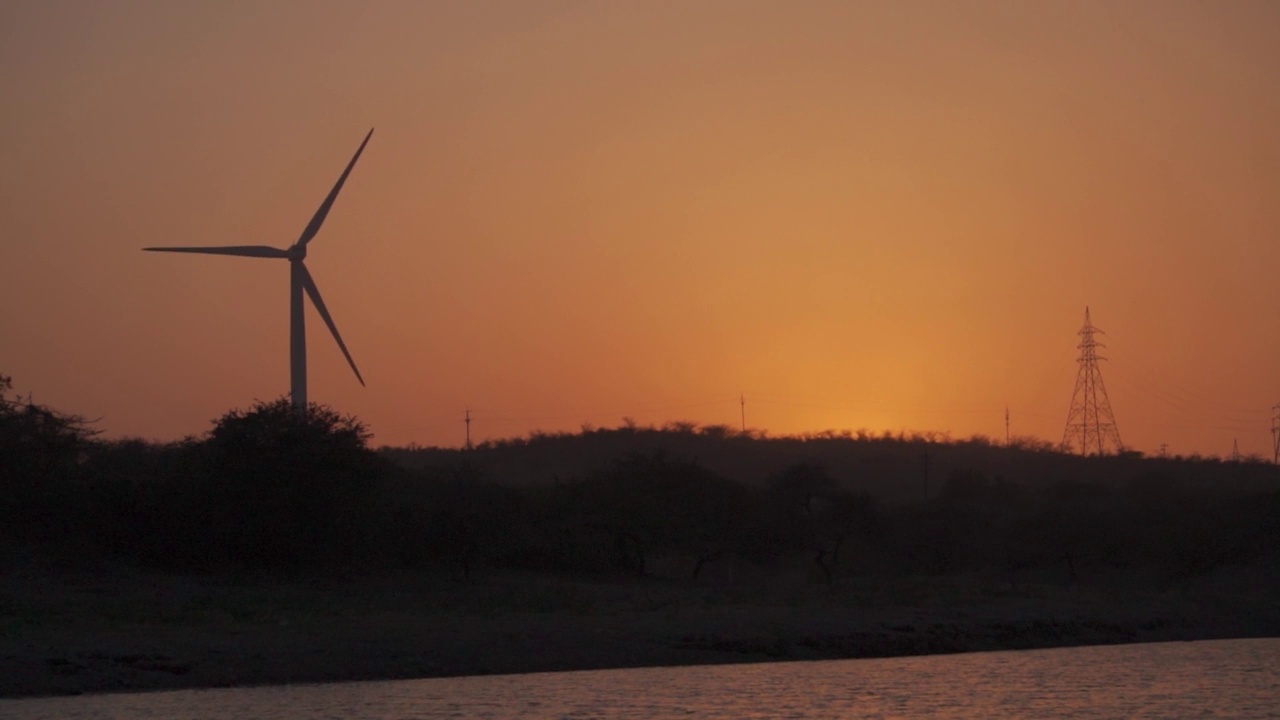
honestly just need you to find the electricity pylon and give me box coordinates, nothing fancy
[1061,307,1124,455]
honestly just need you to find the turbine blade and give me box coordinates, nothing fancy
[142,245,290,258]
[295,128,374,249]
[298,262,365,387]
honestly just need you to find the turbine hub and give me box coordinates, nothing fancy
[287,244,307,261]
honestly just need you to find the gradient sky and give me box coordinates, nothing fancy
[2,1,1278,456]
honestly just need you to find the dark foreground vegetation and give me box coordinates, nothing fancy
[3,373,1279,697]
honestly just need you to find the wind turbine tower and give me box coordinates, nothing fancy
[1061,307,1124,455]
[144,129,374,411]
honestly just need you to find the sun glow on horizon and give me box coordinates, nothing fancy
[2,1,1278,458]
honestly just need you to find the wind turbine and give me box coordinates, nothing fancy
[144,128,374,411]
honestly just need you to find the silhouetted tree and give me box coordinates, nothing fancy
[193,397,382,569]
[763,463,878,585]
[75,437,201,563]
[565,452,755,577]
[0,374,97,544]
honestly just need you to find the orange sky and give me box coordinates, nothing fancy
[2,1,1278,457]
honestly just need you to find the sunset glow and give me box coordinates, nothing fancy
[2,1,1278,456]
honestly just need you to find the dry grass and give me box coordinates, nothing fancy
[3,558,1277,698]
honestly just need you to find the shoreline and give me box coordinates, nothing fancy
[4,566,1278,699]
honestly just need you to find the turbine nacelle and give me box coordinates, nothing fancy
[143,128,375,409]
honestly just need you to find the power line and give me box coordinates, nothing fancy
[1108,365,1262,425]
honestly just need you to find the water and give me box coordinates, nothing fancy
[4,638,1278,719]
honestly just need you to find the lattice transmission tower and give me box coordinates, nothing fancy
[1061,307,1124,455]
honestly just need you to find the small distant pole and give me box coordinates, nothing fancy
[1005,405,1010,446]
[1159,443,1168,459]
[464,408,472,450]
[740,393,746,433]
[1231,438,1241,463]
[1271,403,1280,464]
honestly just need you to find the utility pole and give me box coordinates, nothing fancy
[464,408,472,450]
[1159,443,1168,459]
[1231,438,1241,463]
[740,393,746,433]
[1272,403,1280,464]
[1061,307,1124,455]
[1005,405,1010,446]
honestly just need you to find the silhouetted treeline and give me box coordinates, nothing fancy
[384,422,1279,500]
[3,374,1278,587]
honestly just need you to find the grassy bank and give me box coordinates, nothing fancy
[4,561,1278,698]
